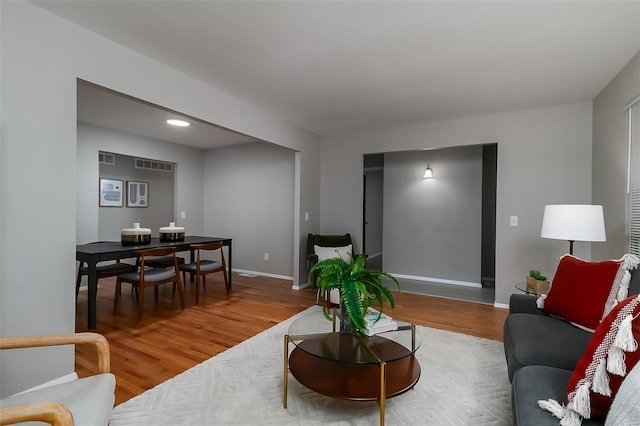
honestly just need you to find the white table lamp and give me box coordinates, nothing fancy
[540,204,606,255]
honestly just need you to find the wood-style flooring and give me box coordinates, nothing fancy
[75,273,508,405]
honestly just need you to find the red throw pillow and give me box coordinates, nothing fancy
[541,255,630,331]
[539,295,640,424]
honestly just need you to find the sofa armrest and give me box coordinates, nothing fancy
[509,294,547,316]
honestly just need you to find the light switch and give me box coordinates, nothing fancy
[304,212,309,221]
[180,211,186,219]
[510,216,518,227]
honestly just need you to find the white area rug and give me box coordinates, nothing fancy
[110,306,512,425]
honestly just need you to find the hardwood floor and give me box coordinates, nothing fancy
[75,273,508,405]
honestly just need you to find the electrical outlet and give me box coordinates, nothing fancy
[180,211,186,219]
[304,212,309,221]
[510,216,518,227]
[264,253,269,261]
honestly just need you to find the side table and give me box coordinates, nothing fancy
[515,282,546,296]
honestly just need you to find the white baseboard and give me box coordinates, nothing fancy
[390,273,482,288]
[494,302,509,309]
[13,372,78,396]
[232,268,293,281]
[292,282,310,291]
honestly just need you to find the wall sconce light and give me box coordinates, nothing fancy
[423,167,434,179]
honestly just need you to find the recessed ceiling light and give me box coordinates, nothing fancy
[166,119,190,127]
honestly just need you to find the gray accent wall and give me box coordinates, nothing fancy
[2,2,319,397]
[383,147,483,284]
[204,142,295,277]
[321,101,594,306]
[98,153,175,240]
[77,123,205,244]
[592,51,640,260]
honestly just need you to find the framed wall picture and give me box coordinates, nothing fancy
[99,178,123,207]
[127,181,148,207]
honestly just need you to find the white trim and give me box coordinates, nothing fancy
[292,281,310,291]
[625,94,640,111]
[494,302,509,309]
[390,273,482,288]
[13,373,78,396]
[232,268,293,281]
[366,252,383,259]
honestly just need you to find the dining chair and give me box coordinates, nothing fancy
[144,255,187,285]
[178,242,229,304]
[114,247,185,324]
[75,242,136,301]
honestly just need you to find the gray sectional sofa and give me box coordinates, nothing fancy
[503,268,640,426]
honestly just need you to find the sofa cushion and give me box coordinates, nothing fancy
[541,255,635,331]
[503,313,592,381]
[539,295,640,425]
[605,362,640,425]
[512,366,604,426]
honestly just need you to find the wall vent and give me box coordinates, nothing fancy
[135,158,174,173]
[98,151,115,165]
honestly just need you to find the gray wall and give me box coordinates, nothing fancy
[592,51,640,260]
[321,101,594,306]
[204,142,295,277]
[77,123,205,245]
[383,147,483,284]
[1,1,319,398]
[99,153,175,240]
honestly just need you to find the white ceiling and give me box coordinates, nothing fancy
[38,1,640,145]
[77,81,258,149]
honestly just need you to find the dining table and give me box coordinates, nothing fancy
[76,235,232,329]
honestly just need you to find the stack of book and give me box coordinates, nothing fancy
[363,308,398,336]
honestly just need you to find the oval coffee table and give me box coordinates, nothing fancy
[283,309,421,426]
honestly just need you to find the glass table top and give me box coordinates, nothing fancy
[287,308,421,364]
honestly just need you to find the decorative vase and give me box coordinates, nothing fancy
[339,302,352,334]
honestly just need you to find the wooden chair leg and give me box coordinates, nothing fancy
[175,276,185,309]
[137,285,145,324]
[195,274,201,305]
[222,266,229,295]
[113,278,122,314]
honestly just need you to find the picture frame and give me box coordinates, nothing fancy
[99,178,123,207]
[127,181,148,207]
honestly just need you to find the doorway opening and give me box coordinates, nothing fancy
[362,144,497,304]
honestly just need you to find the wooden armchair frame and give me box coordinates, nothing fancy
[0,332,111,426]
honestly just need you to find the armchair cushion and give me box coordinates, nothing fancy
[0,373,115,426]
[314,244,352,263]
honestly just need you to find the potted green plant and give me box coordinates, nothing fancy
[527,269,550,294]
[309,253,400,335]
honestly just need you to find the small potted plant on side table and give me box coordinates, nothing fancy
[526,270,550,294]
[309,254,399,335]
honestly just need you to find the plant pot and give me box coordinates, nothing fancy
[339,303,352,334]
[526,276,550,294]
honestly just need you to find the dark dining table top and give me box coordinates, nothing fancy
[76,236,231,261]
